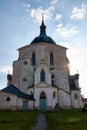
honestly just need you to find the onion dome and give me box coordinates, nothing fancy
[31,16,56,44]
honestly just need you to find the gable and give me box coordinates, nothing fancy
[34,82,57,89]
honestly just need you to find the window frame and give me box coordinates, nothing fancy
[50,52,54,66]
[32,52,36,65]
[40,69,45,82]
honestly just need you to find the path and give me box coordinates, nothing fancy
[31,113,47,130]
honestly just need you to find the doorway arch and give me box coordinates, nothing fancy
[40,91,46,110]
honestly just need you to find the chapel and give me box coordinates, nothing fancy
[0,17,82,110]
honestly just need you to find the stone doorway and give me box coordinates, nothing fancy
[40,91,46,110]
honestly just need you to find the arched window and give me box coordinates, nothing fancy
[40,69,45,82]
[53,91,56,98]
[6,97,11,102]
[23,77,27,82]
[74,93,78,99]
[50,52,54,65]
[51,74,55,85]
[32,52,36,65]
[40,91,46,99]
[24,60,28,65]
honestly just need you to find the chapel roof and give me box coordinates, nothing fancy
[31,16,56,45]
[69,74,80,91]
[1,84,34,100]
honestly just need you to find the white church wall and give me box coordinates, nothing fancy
[16,43,70,93]
[33,86,57,110]
[52,89,58,108]
[71,90,82,108]
[35,64,51,85]
[17,98,34,110]
[12,60,21,87]
[58,89,71,109]
[19,59,34,93]
[13,59,34,93]
[11,42,82,110]
[16,98,23,110]
[28,101,34,110]
[55,69,70,92]
[19,44,46,66]
[0,92,17,110]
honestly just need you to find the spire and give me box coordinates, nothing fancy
[42,13,44,21]
[30,13,56,44]
[40,13,46,35]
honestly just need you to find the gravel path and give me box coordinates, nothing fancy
[31,113,47,130]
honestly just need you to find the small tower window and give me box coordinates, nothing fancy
[40,69,45,82]
[53,91,56,98]
[6,97,11,102]
[50,52,54,65]
[74,93,78,99]
[51,74,55,85]
[24,60,28,65]
[32,52,36,65]
[23,78,27,82]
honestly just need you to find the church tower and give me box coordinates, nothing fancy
[12,16,82,110]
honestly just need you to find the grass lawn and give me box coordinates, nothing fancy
[45,109,87,130]
[0,111,39,130]
[0,109,87,130]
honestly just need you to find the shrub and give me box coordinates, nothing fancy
[82,103,87,112]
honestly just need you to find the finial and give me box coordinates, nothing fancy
[40,13,46,35]
[42,13,44,21]
[77,70,78,74]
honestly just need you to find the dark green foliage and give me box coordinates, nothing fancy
[82,103,87,112]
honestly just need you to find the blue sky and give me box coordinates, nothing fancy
[0,0,87,97]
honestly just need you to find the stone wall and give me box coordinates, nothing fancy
[0,92,34,110]
[28,84,58,110]
[14,43,70,93]
[0,92,17,110]
[71,90,82,108]
[58,89,71,109]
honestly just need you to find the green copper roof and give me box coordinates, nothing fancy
[31,19,56,44]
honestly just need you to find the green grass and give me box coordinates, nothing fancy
[45,109,87,130]
[0,111,39,130]
[0,109,87,130]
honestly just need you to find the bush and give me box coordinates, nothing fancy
[82,103,87,112]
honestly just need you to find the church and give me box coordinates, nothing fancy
[0,17,82,110]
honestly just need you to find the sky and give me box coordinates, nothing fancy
[0,0,87,97]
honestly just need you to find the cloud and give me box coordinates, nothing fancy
[60,42,72,48]
[0,66,12,74]
[55,13,62,21]
[26,9,30,12]
[51,0,58,5]
[29,6,55,22]
[23,1,58,23]
[56,23,78,37]
[67,48,87,97]
[70,3,86,20]
[22,3,31,13]
[22,3,31,8]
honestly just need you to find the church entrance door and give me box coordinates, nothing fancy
[23,101,28,110]
[40,91,46,110]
